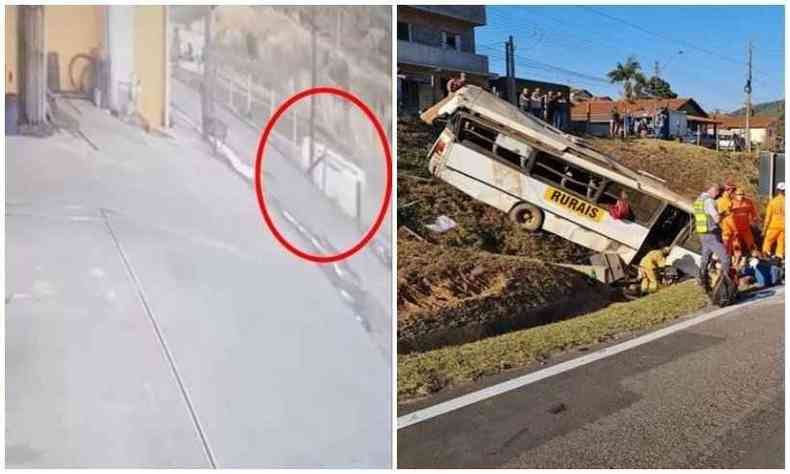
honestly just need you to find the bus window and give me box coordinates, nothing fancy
[531,153,601,201]
[458,118,498,153]
[457,117,530,171]
[600,181,662,225]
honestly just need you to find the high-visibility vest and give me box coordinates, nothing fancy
[694,199,709,234]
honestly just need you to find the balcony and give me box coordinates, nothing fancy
[397,40,489,75]
[411,6,486,26]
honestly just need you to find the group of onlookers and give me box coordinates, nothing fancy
[518,87,570,131]
[609,106,671,139]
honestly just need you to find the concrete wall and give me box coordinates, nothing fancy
[411,5,486,26]
[45,5,105,92]
[133,6,167,128]
[727,127,772,147]
[106,6,134,114]
[11,5,167,129]
[5,5,18,94]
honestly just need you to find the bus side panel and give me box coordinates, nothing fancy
[444,143,648,249]
[439,145,521,214]
[541,214,638,263]
[439,144,641,264]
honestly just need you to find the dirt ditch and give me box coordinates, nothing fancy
[397,238,617,353]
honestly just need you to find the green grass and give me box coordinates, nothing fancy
[398,280,709,402]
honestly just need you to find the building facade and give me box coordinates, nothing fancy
[397,5,489,114]
[5,5,169,130]
[713,115,781,150]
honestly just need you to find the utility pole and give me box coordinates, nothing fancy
[201,6,215,139]
[309,7,317,168]
[744,40,753,153]
[505,35,516,105]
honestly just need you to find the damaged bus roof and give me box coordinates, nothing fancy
[421,86,694,213]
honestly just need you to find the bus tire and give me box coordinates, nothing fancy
[509,202,543,232]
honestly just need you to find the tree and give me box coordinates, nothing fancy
[607,56,647,100]
[644,76,677,98]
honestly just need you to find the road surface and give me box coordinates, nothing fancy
[169,72,391,348]
[398,290,784,469]
[6,98,391,467]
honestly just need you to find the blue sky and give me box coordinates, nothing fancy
[476,5,784,113]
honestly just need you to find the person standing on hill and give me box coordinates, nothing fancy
[531,88,544,118]
[694,183,731,286]
[446,73,467,96]
[519,88,531,114]
[610,106,621,138]
[762,182,785,259]
[546,91,557,124]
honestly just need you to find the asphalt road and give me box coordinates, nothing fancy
[169,73,391,349]
[398,291,784,469]
[6,99,391,467]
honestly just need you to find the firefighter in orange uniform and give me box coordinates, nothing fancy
[762,182,785,259]
[716,181,737,254]
[729,188,759,253]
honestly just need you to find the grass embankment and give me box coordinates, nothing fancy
[398,280,709,402]
[589,138,765,211]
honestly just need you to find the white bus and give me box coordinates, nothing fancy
[421,86,701,279]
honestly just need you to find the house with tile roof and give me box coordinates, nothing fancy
[711,114,781,150]
[570,96,722,145]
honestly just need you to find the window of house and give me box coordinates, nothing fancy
[441,32,461,50]
[397,22,411,41]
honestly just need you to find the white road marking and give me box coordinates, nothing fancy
[398,287,784,430]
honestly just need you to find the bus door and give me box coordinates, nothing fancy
[633,202,691,263]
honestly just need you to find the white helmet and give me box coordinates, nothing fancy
[777,182,786,192]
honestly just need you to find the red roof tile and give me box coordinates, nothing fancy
[571,97,703,122]
[711,114,779,129]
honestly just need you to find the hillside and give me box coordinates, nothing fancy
[730,99,785,117]
[397,117,762,353]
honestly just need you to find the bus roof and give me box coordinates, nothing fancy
[421,86,694,213]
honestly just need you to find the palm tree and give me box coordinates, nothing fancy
[607,56,647,100]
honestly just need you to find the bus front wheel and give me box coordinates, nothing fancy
[509,202,544,232]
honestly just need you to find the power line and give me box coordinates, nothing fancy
[579,6,742,66]
[577,5,776,89]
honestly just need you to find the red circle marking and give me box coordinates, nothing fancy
[254,86,392,264]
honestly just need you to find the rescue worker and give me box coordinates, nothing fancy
[716,181,737,254]
[729,187,759,254]
[762,182,785,259]
[694,183,732,286]
[639,247,671,295]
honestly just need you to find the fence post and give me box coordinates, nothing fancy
[293,111,298,144]
[228,68,233,109]
[291,80,298,144]
[247,73,252,116]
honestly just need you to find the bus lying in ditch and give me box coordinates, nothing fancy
[421,85,702,283]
